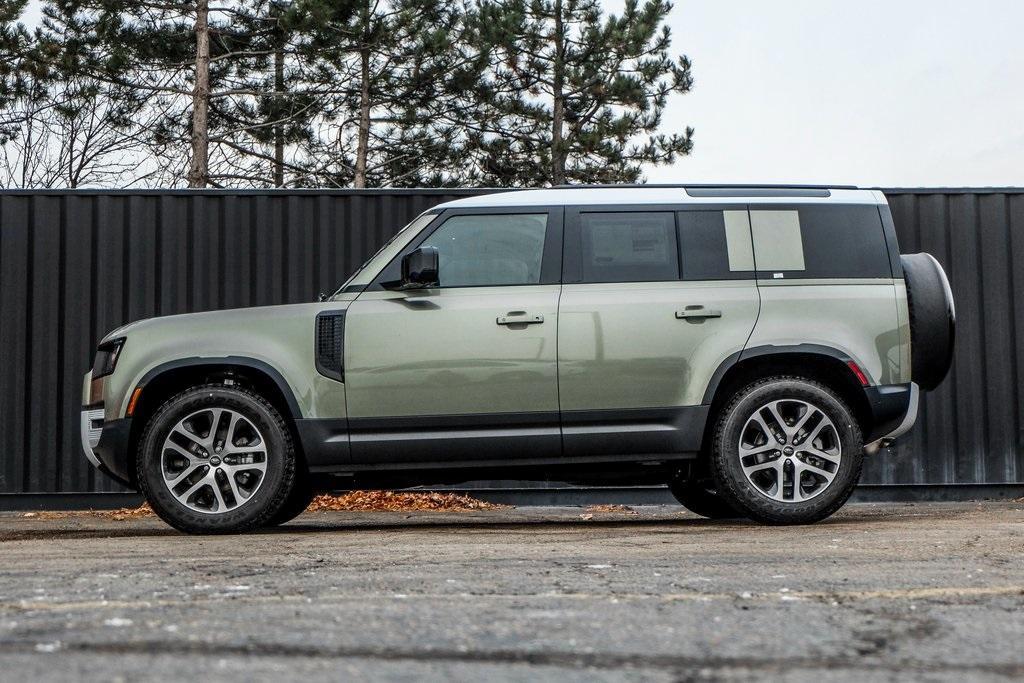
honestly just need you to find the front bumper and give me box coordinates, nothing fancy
[80,408,104,468]
[81,371,136,488]
[79,411,135,488]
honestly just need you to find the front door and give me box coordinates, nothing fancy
[344,208,563,465]
[557,207,761,457]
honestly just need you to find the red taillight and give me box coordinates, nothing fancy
[846,360,869,386]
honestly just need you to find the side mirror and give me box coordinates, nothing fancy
[398,246,439,289]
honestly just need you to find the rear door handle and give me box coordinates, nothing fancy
[497,312,544,325]
[675,307,722,320]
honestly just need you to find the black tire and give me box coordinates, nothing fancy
[709,376,863,525]
[901,253,955,391]
[263,465,314,527]
[137,384,296,534]
[668,477,740,519]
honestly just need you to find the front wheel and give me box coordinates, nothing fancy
[137,384,297,534]
[709,376,863,525]
[263,465,314,527]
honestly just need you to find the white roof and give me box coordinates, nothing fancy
[433,187,884,210]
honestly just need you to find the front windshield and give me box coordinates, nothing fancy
[330,212,437,298]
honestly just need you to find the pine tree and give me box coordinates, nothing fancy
[37,0,331,187]
[468,0,693,186]
[0,0,34,141]
[296,0,476,187]
[197,0,328,187]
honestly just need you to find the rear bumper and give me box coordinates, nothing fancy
[864,382,919,447]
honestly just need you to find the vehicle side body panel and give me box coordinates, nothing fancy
[745,279,903,385]
[558,280,760,410]
[344,285,562,464]
[92,302,350,423]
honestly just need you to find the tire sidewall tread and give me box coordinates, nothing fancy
[709,375,863,525]
[137,384,296,534]
[668,476,741,519]
[264,465,314,527]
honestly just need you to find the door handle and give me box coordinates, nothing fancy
[675,307,722,320]
[496,313,544,325]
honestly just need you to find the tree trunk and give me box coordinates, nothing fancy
[273,39,285,187]
[353,46,370,189]
[550,0,566,186]
[188,0,211,188]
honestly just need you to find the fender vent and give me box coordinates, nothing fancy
[315,311,346,382]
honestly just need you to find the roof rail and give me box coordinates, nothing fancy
[551,183,859,190]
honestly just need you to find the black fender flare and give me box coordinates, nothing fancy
[133,356,303,419]
[702,343,863,405]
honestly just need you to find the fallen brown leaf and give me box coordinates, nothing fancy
[306,491,510,513]
[20,491,509,521]
[22,503,153,521]
[584,504,637,515]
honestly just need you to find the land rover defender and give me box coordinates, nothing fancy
[81,186,955,533]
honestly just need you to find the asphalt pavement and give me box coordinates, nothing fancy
[1,501,1022,681]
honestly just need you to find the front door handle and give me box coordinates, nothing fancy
[675,307,722,320]
[497,312,545,325]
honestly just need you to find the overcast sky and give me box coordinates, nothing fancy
[20,0,1024,188]
[640,0,1024,187]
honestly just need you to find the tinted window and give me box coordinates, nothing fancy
[678,210,754,280]
[421,213,547,287]
[750,205,891,278]
[579,212,678,283]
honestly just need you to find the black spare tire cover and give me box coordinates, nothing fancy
[900,253,955,391]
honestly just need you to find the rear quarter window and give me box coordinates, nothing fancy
[678,210,755,280]
[750,205,891,279]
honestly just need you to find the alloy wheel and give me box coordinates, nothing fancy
[737,399,842,503]
[160,407,268,514]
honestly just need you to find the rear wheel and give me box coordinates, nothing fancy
[709,376,863,525]
[668,476,740,519]
[137,384,296,534]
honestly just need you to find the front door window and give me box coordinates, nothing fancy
[420,213,548,287]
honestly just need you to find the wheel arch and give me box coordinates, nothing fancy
[124,357,305,486]
[702,345,873,441]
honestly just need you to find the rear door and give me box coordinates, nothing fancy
[557,206,760,457]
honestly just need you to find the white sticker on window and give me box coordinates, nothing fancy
[750,210,805,272]
[723,210,755,271]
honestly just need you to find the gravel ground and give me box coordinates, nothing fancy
[0,501,1022,682]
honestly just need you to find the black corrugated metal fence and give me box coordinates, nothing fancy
[0,188,1020,497]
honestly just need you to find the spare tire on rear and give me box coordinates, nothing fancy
[900,253,955,391]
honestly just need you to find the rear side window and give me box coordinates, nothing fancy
[678,210,755,280]
[578,212,678,283]
[750,205,891,279]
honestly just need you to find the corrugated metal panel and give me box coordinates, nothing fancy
[860,190,1024,486]
[0,190,475,494]
[0,188,1020,494]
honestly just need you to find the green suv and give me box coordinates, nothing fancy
[81,186,955,533]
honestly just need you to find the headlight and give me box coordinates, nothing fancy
[92,338,126,378]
